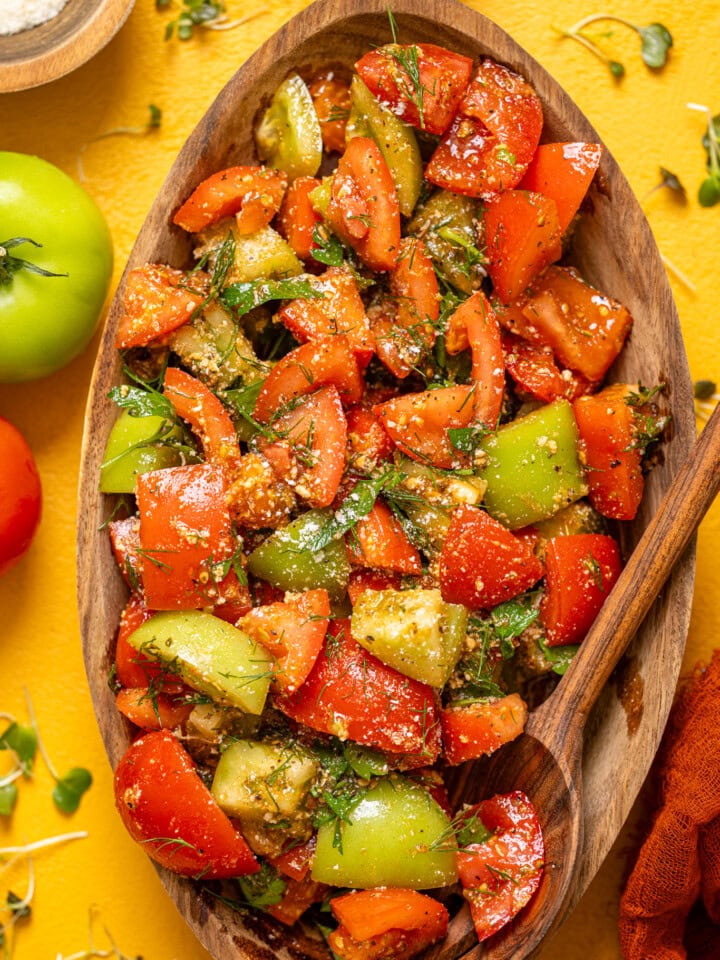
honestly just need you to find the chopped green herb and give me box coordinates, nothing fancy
[538,637,580,675]
[311,225,345,267]
[222,276,324,316]
[237,862,286,909]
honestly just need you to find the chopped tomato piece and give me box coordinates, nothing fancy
[115,264,206,350]
[445,291,504,427]
[346,499,422,575]
[457,791,544,942]
[163,366,240,468]
[520,267,633,383]
[253,336,363,422]
[374,385,475,470]
[441,694,528,765]
[275,621,441,763]
[439,505,544,609]
[370,237,439,378]
[226,452,296,530]
[326,137,401,272]
[268,836,317,882]
[573,385,644,520]
[426,60,542,198]
[347,569,401,606]
[276,267,374,363]
[307,69,352,153]
[276,176,322,259]
[540,533,623,646]
[503,333,593,403]
[355,43,473,136]
[172,165,287,235]
[114,593,173,689]
[330,889,449,957]
[136,463,235,610]
[237,589,330,693]
[518,142,603,233]
[114,729,258,879]
[109,516,143,589]
[346,406,395,470]
[266,875,329,926]
[258,385,347,508]
[484,190,562,303]
[116,687,194,731]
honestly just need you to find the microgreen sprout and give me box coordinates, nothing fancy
[643,167,687,203]
[555,15,672,78]
[55,906,142,960]
[160,0,264,41]
[78,105,162,182]
[694,379,719,424]
[22,691,92,814]
[687,103,720,208]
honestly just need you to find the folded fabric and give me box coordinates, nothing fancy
[619,650,720,959]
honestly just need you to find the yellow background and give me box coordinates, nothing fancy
[1,0,719,957]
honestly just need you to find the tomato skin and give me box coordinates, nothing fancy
[275,621,441,763]
[346,406,395,469]
[253,336,363,422]
[0,417,41,577]
[355,43,473,136]
[115,688,194,731]
[114,594,159,688]
[374,385,475,470]
[236,589,330,693]
[116,264,206,350]
[484,190,562,302]
[163,367,240,468]
[172,165,287,235]
[268,835,316,882]
[502,332,592,403]
[327,137,401,272]
[426,60,542,199]
[347,569,401,605]
[441,694,528,765]
[540,533,623,646]
[307,69,352,153]
[439,505,544,609]
[276,175,322,259]
[370,237,439,378]
[518,142,602,233]
[136,463,235,610]
[114,729,259,879]
[0,152,113,383]
[258,385,347,508]
[457,791,544,942]
[445,291,504,427]
[346,499,422,575]
[573,385,644,519]
[266,874,329,926]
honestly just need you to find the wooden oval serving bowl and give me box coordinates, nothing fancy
[77,0,696,957]
[0,0,134,94]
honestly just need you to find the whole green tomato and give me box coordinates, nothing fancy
[0,152,113,382]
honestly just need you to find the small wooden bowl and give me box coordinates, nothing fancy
[77,1,696,957]
[0,0,134,93]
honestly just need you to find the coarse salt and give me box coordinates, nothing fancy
[0,0,70,36]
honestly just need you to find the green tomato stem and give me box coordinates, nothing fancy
[0,237,68,287]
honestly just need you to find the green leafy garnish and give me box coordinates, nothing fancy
[0,723,37,776]
[237,862,287,909]
[644,167,686,203]
[688,103,720,208]
[0,238,68,287]
[555,14,672,77]
[311,225,345,267]
[694,379,717,401]
[386,9,434,129]
[448,422,490,455]
[624,382,666,408]
[538,637,580,676]
[435,226,486,280]
[0,786,18,817]
[222,276,324,316]
[52,768,93,815]
[161,0,263,40]
[490,597,540,643]
[303,467,405,551]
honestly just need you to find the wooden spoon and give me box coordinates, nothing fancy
[430,403,720,960]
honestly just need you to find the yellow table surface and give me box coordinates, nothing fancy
[1,1,718,957]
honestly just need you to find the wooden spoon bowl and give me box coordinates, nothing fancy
[76,1,696,958]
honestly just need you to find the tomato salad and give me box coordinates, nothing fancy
[102,30,667,959]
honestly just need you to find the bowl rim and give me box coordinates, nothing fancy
[0,0,135,93]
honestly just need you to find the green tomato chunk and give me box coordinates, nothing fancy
[255,73,322,180]
[126,611,273,715]
[211,739,318,825]
[346,75,423,218]
[477,399,589,529]
[351,588,467,687]
[246,509,351,599]
[99,411,186,494]
[311,775,458,889]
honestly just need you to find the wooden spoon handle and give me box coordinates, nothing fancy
[534,402,720,732]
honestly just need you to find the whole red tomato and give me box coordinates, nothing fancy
[0,416,41,576]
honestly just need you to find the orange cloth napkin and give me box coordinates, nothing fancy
[619,651,720,959]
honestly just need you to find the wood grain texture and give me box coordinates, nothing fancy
[0,0,134,93]
[76,0,697,957]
